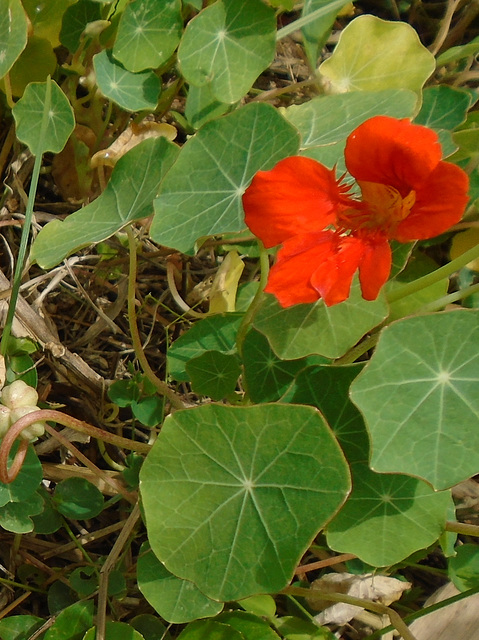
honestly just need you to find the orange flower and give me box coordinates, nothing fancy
[242,116,469,307]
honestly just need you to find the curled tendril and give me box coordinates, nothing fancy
[0,409,151,484]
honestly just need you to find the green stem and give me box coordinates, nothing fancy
[368,584,479,639]
[276,0,350,41]
[0,78,53,357]
[236,241,270,359]
[446,520,479,536]
[387,242,479,305]
[126,227,185,410]
[416,281,479,313]
[283,586,417,640]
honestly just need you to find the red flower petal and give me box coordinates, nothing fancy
[356,233,392,300]
[394,161,470,241]
[264,232,365,307]
[344,116,442,195]
[242,156,350,248]
[264,233,331,306]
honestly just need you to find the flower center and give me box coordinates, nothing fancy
[338,181,416,236]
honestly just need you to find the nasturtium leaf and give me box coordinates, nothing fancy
[22,0,77,48]
[350,310,479,490]
[301,0,352,68]
[130,615,169,640]
[275,616,335,640]
[12,78,75,156]
[437,36,479,67]
[140,403,350,601]
[448,544,479,591]
[93,49,161,111]
[83,621,144,640]
[151,103,300,254]
[285,89,417,169]
[53,477,104,519]
[326,463,451,566]
[44,601,94,640]
[167,313,243,382]
[0,444,42,507]
[0,616,44,640]
[238,594,276,618]
[253,282,388,360]
[185,351,241,400]
[415,86,471,132]
[185,83,233,131]
[2,36,57,98]
[243,330,328,403]
[178,0,276,104]
[386,252,449,322]
[318,15,435,96]
[284,364,369,464]
[217,611,280,640]
[60,0,103,53]
[138,542,223,623]
[0,0,28,79]
[113,0,182,72]
[32,137,179,269]
[177,620,244,640]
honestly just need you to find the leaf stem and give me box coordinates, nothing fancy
[0,78,53,357]
[276,0,350,41]
[126,227,185,410]
[236,241,269,359]
[283,585,418,640]
[387,242,479,304]
[446,520,479,536]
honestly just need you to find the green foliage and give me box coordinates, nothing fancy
[0,2,478,638]
[53,477,104,519]
[318,14,435,96]
[140,403,350,601]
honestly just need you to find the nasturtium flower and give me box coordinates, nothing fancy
[242,116,469,307]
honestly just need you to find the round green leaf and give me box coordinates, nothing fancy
[2,35,57,98]
[285,89,417,169]
[177,620,243,640]
[326,463,451,566]
[70,567,98,597]
[12,78,75,156]
[130,615,169,640]
[93,49,161,111]
[284,364,369,464]
[414,86,472,132]
[448,544,479,591]
[151,102,299,255]
[113,0,182,72]
[253,282,388,360]
[319,15,435,96]
[350,310,479,490]
[138,542,223,623]
[83,621,144,640]
[44,601,94,640]
[186,350,241,400]
[53,477,104,519]
[178,0,276,103]
[23,0,77,48]
[217,611,280,640]
[140,403,350,601]
[167,314,243,382]
[0,0,28,78]
[32,137,179,269]
[60,0,103,53]
[0,616,44,640]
